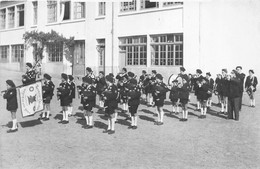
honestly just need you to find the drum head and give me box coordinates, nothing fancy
[168,74,183,86]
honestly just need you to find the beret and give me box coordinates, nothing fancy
[152,70,157,74]
[99,71,104,75]
[156,74,163,80]
[43,73,52,80]
[180,67,186,72]
[196,69,202,74]
[206,72,211,76]
[108,73,114,78]
[6,80,16,88]
[122,68,127,72]
[26,62,33,68]
[249,69,254,74]
[61,73,68,80]
[128,72,135,78]
[172,79,178,83]
[68,75,74,81]
[106,75,114,83]
[236,66,242,70]
[86,67,92,72]
[222,69,227,73]
[142,70,147,74]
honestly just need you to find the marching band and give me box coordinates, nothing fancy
[1,63,258,134]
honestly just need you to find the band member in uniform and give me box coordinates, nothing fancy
[245,69,258,107]
[153,74,168,125]
[22,62,36,85]
[81,77,96,129]
[169,79,180,115]
[227,70,241,121]
[198,77,210,118]
[179,67,186,78]
[179,75,190,121]
[102,75,118,134]
[205,72,214,108]
[127,78,141,129]
[96,71,106,108]
[147,70,157,107]
[220,69,229,114]
[214,74,222,105]
[116,68,128,80]
[40,73,55,120]
[57,73,71,124]
[68,75,75,116]
[194,69,203,111]
[117,76,128,114]
[139,70,148,100]
[86,67,95,84]
[2,80,18,132]
[236,66,246,111]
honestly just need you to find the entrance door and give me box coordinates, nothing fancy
[73,41,85,78]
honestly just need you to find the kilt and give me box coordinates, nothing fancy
[43,96,52,104]
[155,99,164,107]
[129,105,139,116]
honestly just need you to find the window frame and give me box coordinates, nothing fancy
[140,0,159,10]
[8,6,15,28]
[47,0,57,23]
[74,2,85,19]
[11,44,24,63]
[16,4,24,27]
[32,1,38,25]
[47,43,63,62]
[0,8,6,29]
[120,0,137,12]
[98,2,106,16]
[0,45,9,63]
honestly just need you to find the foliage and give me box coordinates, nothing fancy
[23,30,75,63]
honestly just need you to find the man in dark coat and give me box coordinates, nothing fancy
[236,66,246,111]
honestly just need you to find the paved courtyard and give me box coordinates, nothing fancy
[0,68,259,169]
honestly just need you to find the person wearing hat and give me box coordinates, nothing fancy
[102,75,118,134]
[22,62,36,85]
[205,72,214,108]
[80,76,96,129]
[68,75,76,116]
[194,69,204,111]
[146,70,157,107]
[245,69,258,107]
[127,78,141,129]
[2,80,18,132]
[169,79,180,115]
[219,69,229,114]
[39,73,55,121]
[179,67,186,79]
[85,67,95,84]
[116,67,128,80]
[57,73,71,124]
[236,66,246,111]
[117,74,129,118]
[227,70,241,120]
[153,74,168,125]
[95,71,107,108]
[197,77,210,119]
[179,74,190,121]
[214,74,223,105]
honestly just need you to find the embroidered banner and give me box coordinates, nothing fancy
[19,81,43,117]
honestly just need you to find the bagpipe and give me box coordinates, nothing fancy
[168,74,183,89]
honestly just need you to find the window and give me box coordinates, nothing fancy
[140,0,159,9]
[74,41,85,64]
[120,0,136,12]
[62,1,71,20]
[47,43,63,62]
[8,7,15,28]
[74,2,85,19]
[163,2,183,6]
[0,9,6,29]
[97,39,105,66]
[151,34,183,66]
[11,45,24,62]
[17,4,24,27]
[0,46,9,62]
[119,36,147,66]
[98,2,106,16]
[47,1,57,23]
[33,1,38,25]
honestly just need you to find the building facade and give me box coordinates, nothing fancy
[1,0,260,80]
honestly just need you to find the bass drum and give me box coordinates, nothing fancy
[168,74,183,86]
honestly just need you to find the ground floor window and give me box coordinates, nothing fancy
[119,36,147,66]
[0,45,9,62]
[151,34,183,66]
[11,45,24,62]
[47,43,63,62]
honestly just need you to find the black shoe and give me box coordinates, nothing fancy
[43,117,50,121]
[125,117,131,121]
[103,129,110,133]
[108,130,115,134]
[7,128,18,133]
[128,126,133,129]
[179,118,184,121]
[196,109,200,111]
[252,105,255,108]
[154,121,159,125]
[86,125,93,129]
[58,120,64,124]
[203,115,206,118]
[158,122,164,125]
[115,120,118,123]
[198,115,204,119]
[132,126,137,129]
[183,118,188,121]
[38,117,44,120]
[62,121,69,124]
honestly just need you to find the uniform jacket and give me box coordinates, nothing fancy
[198,83,210,101]
[169,85,179,100]
[178,83,190,100]
[42,80,55,99]
[69,82,76,99]
[228,78,241,98]
[194,75,204,95]
[245,76,258,92]
[57,82,71,106]
[237,73,246,92]
[95,77,106,94]
[102,84,118,109]
[153,82,168,101]
[3,88,18,111]
[127,86,141,106]
[220,77,229,96]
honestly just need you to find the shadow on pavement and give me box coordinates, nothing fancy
[139,115,155,123]
[207,109,227,119]
[53,114,63,121]
[1,121,12,128]
[117,119,131,126]
[188,111,200,117]
[19,119,43,128]
[94,121,107,130]
[141,109,154,115]
[165,113,180,120]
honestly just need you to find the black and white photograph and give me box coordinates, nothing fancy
[0,0,259,168]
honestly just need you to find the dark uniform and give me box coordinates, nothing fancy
[169,85,179,104]
[57,82,71,107]
[81,84,96,111]
[3,88,18,112]
[102,84,118,118]
[22,69,36,85]
[153,82,168,107]
[96,76,107,96]
[227,76,241,120]
[179,83,190,105]
[127,85,141,116]
[69,81,76,104]
[42,80,55,104]
[117,78,128,104]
